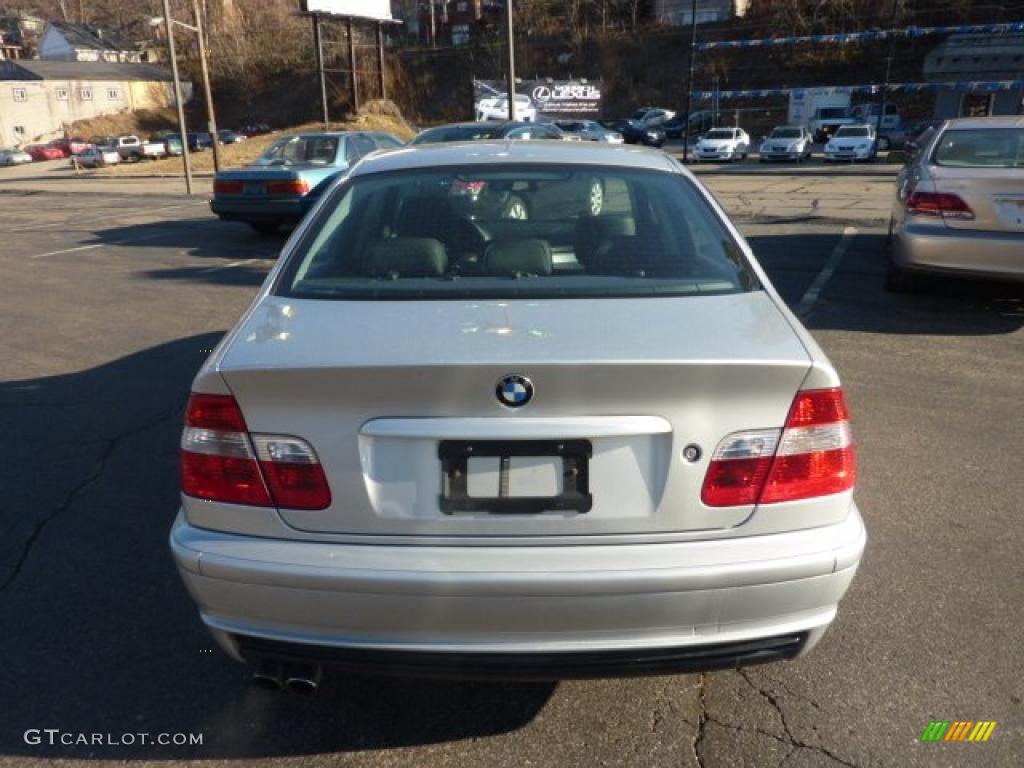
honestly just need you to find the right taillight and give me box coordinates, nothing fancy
[906,191,975,220]
[180,393,330,510]
[701,388,856,507]
[213,179,243,194]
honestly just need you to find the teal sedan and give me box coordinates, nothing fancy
[211,131,404,234]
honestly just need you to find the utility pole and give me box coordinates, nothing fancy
[193,0,220,173]
[874,0,900,146]
[376,21,386,100]
[347,17,359,112]
[312,14,329,129]
[162,0,193,195]
[429,0,436,47]
[505,0,516,120]
[681,0,698,162]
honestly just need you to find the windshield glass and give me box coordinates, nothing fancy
[933,128,1024,168]
[277,165,757,301]
[254,135,339,166]
[412,126,505,144]
[818,108,850,119]
[770,128,802,139]
[705,130,736,140]
[835,127,870,138]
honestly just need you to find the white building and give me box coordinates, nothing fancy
[0,59,191,146]
[39,20,142,63]
[655,0,749,26]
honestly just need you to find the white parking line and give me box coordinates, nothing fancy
[197,259,250,274]
[8,202,204,233]
[29,231,169,259]
[796,226,857,317]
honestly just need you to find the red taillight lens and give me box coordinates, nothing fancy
[906,191,974,220]
[701,388,856,507]
[213,180,243,194]
[180,393,330,509]
[265,180,310,195]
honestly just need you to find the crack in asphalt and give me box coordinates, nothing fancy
[691,673,708,767]
[0,406,180,593]
[737,669,860,767]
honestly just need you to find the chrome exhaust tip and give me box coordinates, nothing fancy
[251,659,285,691]
[284,664,323,694]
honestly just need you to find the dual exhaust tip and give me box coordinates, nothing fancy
[252,659,323,694]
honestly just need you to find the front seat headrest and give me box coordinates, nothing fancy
[368,238,447,277]
[484,239,553,276]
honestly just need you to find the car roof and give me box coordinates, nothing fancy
[943,116,1024,130]
[351,140,680,177]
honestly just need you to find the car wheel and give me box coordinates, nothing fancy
[587,179,604,216]
[503,195,529,220]
[249,222,281,235]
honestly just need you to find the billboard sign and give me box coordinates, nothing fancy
[473,79,604,122]
[301,0,393,21]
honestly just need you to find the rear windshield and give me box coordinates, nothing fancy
[705,130,736,140]
[770,128,802,138]
[254,135,339,166]
[818,108,850,119]
[412,126,504,144]
[277,164,758,300]
[933,128,1024,168]
[835,127,870,138]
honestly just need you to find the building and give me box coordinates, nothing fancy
[925,33,1024,118]
[0,59,191,146]
[0,32,21,60]
[655,0,749,26]
[38,20,142,63]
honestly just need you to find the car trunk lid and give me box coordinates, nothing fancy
[930,165,1024,233]
[216,292,812,537]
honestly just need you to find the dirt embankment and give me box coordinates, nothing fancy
[95,101,414,177]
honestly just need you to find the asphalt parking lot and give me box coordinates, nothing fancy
[1,169,1021,767]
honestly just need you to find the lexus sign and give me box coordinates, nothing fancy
[474,79,604,121]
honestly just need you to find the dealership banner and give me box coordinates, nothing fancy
[473,79,603,121]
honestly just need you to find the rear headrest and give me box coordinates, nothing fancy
[575,215,637,266]
[368,238,447,277]
[484,239,553,276]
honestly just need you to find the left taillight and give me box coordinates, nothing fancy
[213,179,243,194]
[180,393,330,510]
[701,388,856,507]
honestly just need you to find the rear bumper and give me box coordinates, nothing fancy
[894,221,1024,280]
[170,505,865,678]
[210,197,305,224]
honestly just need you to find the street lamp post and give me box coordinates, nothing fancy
[681,0,698,162]
[162,0,193,194]
[192,0,220,173]
[506,0,516,120]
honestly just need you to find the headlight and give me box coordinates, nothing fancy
[788,143,801,151]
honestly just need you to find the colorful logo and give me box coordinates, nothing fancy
[920,721,997,742]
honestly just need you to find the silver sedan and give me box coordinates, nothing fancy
[888,116,1024,289]
[171,141,865,689]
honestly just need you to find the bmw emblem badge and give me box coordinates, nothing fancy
[496,374,534,408]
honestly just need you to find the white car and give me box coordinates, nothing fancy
[0,148,32,166]
[73,145,121,168]
[170,140,865,689]
[695,127,751,162]
[477,93,537,122]
[759,126,813,162]
[824,125,877,162]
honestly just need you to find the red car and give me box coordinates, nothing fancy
[26,145,65,161]
[50,137,90,156]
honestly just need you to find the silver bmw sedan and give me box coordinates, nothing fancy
[171,140,865,689]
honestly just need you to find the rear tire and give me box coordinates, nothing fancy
[249,221,281,235]
[586,178,604,216]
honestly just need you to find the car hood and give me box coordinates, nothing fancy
[699,139,738,148]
